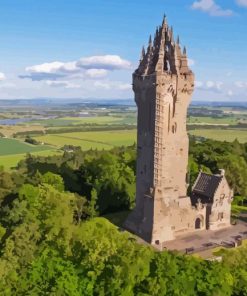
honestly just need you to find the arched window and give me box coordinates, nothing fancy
[195,217,202,229]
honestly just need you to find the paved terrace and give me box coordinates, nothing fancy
[162,220,247,254]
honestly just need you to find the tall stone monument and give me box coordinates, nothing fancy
[125,15,233,246]
[125,16,195,244]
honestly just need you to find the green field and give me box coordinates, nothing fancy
[1,126,247,171]
[0,138,56,170]
[34,130,137,150]
[27,116,136,127]
[0,149,62,170]
[0,130,137,169]
[189,129,247,143]
[188,116,237,125]
[0,138,52,156]
[59,116,136,125]
[35,128,247,151]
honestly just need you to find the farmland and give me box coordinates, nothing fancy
[0,149,62,170]
[189,129,247,143]
[1,100,247,170]
[0,124,45,137]
[0,138,58,170]
[187,116,237,125]
[0,138,51,156]
[27,116,134,127]
[2,126,247,170]
[34,130,137,150]
[34,128,247,150]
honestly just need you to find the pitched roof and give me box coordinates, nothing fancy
[192,172,223,199]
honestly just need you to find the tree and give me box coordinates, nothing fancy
[41,172,65,192]
[72,218,153,296]
[88,188,99,218]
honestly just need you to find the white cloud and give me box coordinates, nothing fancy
[118,83,132,90]
[191,0,233,16]
[45,80,81,89]
[235,81,247,88]
[236,0,247,7]
[85,69,108,78]
[0,72,6,81]
[77,55,131,70]
[188,58,195,67]
[21,55,132,81]
[0,82,16,89]
[93,80,131,91]
[195,80,223,92]
[21,61,79,81]
[206,80,223,91]
[26,61,78,74]
[195,80,203,88]
[227,90,233,97]
[94,81,111,90]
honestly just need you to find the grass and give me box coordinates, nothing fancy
[232,205,247,214]
[188,116,237,125]
[0,125,45,137]
[27,116,136,127]
[34,128,247,151]
[0,149,62,170]
[1,125,246,171]
[189,129,247,143]
[36,134,113,150]
[0,138,51,156]
[0,130,137,170]
[33,127,247,151]
[2,115,247,170]
[28,119,80,127]
[34,130,137,150]
[62,116,135,124]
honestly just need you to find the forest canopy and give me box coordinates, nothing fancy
[0,137,247,295]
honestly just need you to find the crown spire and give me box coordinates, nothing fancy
[135,15,193,76]
[163,13,167,26]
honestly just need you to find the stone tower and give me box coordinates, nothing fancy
[125,16,195,244]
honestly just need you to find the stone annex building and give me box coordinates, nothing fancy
[125,16,234,246]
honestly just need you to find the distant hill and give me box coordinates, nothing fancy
[0,98,246,109]
[0,98,135,107]
[191,101,247,108]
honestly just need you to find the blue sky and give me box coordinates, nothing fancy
[0,0,247,101]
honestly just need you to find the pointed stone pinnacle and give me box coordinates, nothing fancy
[149,35,152,46]
[169,26,174,43]
[177,35,180,45]
[155,27,159,39]
[140,46,145,60]
[183,46,187,55]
